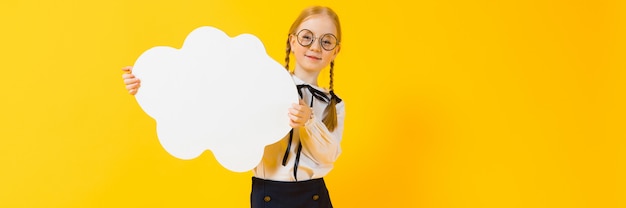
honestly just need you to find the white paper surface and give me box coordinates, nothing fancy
[133,26,298,172]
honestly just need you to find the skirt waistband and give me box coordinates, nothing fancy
[251,177,333,208]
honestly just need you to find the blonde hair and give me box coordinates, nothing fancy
[284,6,341,131]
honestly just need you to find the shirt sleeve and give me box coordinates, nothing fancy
[298,101,346,165]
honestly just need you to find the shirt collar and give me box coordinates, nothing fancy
[291,74,328,94]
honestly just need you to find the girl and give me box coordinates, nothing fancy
[122,6,345,208]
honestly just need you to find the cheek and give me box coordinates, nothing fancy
[322,51,336,60]
[292,46,306,56]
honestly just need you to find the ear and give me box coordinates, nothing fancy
[289,34,297,53]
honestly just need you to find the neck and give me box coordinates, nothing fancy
[293,68,320,86]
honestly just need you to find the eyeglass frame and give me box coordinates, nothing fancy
[293,29,340,51]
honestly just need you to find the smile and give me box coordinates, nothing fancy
[305,55,321,60]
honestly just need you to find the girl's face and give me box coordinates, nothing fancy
[290,14,340,74]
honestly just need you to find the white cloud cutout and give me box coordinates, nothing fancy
[132,26,298,172]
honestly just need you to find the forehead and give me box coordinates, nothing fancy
[297,14,337,35]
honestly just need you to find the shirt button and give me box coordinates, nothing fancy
[264,196,271,202]
[312,194,320,201]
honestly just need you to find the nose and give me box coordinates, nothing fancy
[308,38,322,51]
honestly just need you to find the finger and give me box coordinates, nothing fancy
[294,103,311,115]
[288,113,303,122]
[288,108,304,117]
[124,78,139,85]
[292,103,305,111]
[299,99,306,105]
[289,118,304,128]
[122,73,135,79]
[129,89,137,95]
[289,104,304,113]
[122,66,133,73]
[126,83,139,91]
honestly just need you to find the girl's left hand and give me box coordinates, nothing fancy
[288,99,313,128]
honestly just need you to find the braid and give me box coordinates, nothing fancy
[284,36,291,71]
[323,60,338,131]
[329,61,334,91]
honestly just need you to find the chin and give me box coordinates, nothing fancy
[302,66,324,73]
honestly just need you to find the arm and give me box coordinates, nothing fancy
[299,101,346,165]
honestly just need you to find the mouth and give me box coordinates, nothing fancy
[305,55,322,60]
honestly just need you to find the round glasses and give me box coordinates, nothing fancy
[295,29,339,51]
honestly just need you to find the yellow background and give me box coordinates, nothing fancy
[1,0,624,207]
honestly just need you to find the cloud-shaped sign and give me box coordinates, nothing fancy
[132,26,298,172]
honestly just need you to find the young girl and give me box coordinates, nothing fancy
[122,6,345,208]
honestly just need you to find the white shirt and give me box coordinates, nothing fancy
[253,75,346,181]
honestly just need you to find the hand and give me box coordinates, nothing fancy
[288,99,313,128]
[121,66,141,95]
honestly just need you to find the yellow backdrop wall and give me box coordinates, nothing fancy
[1,0,624,207]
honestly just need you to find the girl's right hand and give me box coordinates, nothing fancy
[122,66,141,95]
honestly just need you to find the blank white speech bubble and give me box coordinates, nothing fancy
[133,26,299,172]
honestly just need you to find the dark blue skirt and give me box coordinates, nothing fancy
[251,177,333,208]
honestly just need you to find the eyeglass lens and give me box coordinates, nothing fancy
[296,29,338,51]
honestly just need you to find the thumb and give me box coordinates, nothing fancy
[122,66,133,73]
